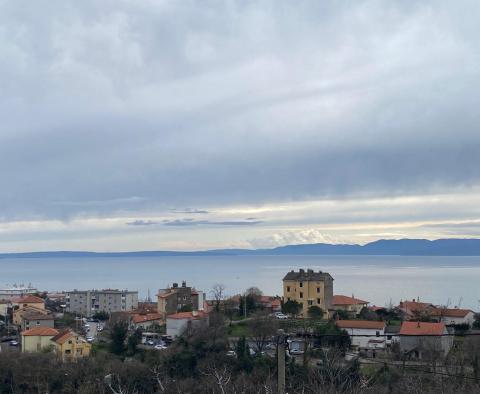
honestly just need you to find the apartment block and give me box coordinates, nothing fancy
[65,289,138,317]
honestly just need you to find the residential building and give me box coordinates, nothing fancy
[0,299,10,317]
[157,281,204,318]
[13,306,54,331]
[130,312,164,330]
[11,295,45,310]
[0,284,37,301]
[385,325,401,347]
[51,330,91,360]
[258,296,282,312]
[65,289,138,317]
[431,308,476,326]
[397,299,436,320]
[336,320,386,350]
[166,311,209,337]
[283,269,333,317]
[399,321,453,359]
[331,295,369,317]
[21,327,59,352]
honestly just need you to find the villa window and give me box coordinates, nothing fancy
[299,292,303,298]
[317,298,321,304]
[299,282,303,288]
[316,287,320,293]
[308,300,313,306]
[286,286,290,292]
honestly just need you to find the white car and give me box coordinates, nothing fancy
[154,344,167,350]
[86,336,94,343]
[226,350,236,357]
[146,340,155,346]
[275,314,288,320]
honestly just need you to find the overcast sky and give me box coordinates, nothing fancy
[1,0,480,252]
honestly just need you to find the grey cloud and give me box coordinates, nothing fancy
[170,208,209,214]
[0,1,480,223]
[126,220,158,226]
[163,219,263,227]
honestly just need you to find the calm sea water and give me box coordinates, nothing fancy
[1,255,479,310]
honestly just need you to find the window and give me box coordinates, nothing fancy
[65,349,71,354]
[68,340,72,344]
[308,300,313,306]
[316,287,320,293]
[287,297,291,301]
[286,286,290,292]
[36,321,40,325]
[317,298,321,304]
[299,292,303,298]
[299,282,303,288]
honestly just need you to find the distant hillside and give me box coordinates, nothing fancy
[1,238,480,258]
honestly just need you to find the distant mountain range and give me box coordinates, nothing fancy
[2,238,480,258]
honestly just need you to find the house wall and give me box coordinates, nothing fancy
[22,335,55,352]
[166,318,207,337]
[439,312,475,326]
[22,318,55,331]
[342,327,385,349]
[55,336,91,359]
[66,290,138,317]
[283,277,333,317]
[400,332,453,358]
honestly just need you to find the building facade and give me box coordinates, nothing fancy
[331,295,369,317]
[51,330,91,360]
[66,289,138,317]
[166,311,209,337]
[336,320,386,349]
[283,269,333,317]
[21,327,59,352]
[157,281,204,318]
[399,321,453,359]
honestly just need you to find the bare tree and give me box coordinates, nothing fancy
[211,284,226,313]
[201,361,232,394]
[248,312,278,353]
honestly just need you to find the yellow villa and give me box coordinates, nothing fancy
[51,330,92,360]
[283,269,333,317]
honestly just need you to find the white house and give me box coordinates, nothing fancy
[431,308,475,327]
[336,320,386,349]
[166,311,209,337]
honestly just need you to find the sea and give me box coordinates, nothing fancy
[1,255,479,310]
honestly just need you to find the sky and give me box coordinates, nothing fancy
[1,0,480,252]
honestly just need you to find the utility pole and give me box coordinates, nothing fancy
[243,293,247,319]
[277,329,286,394]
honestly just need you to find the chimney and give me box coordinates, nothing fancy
[417,321,421,328]
[307,269,313,273]
[173,283,178,289]
[299,269,305,273]
[182,281,186,288]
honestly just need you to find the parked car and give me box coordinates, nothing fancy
[275,313,288,320]
[226,350,236,357]
[154,344,167,350]
[146,340,155,346]
[9,340,19,346]
[86,336,94,343]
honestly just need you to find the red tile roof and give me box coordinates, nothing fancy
[21,327,59,336]
[51,330,76,345]
[167,311,208,320]
[333,295,368,306]
[12,295,45,304]
[430,308,473,318]
[398,301,435,314]
[132,313,163,324]
[336,320,385,330]
[399,321,446,336]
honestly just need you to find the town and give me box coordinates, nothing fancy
[1,268,479,393]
